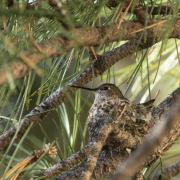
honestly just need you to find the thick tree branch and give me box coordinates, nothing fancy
[0,19,180,86]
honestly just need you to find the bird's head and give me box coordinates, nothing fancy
[70,83,125,100]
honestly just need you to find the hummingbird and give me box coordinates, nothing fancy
[70,83,154,180]
[52,83,154,180]
[72,83,129,136]
[71,83,153,133]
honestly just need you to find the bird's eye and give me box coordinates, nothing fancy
[101,86,109,90]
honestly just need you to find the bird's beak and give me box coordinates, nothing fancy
[70,85,97,91]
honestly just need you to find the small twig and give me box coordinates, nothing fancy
[88,47,99,61]
[129,20,167,35]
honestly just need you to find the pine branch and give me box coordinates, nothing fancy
[2,143,57,179]
[0,19,180,86]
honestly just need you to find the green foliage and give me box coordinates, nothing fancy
[0,0,179,179]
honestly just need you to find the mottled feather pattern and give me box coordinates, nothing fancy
[88,97,132,140]
[88,96,152,142]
